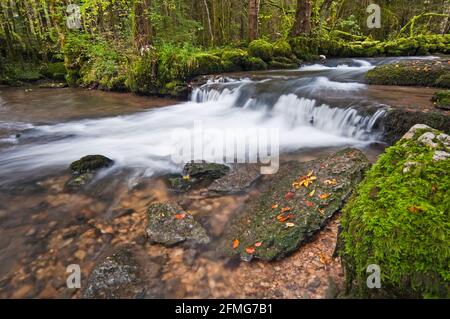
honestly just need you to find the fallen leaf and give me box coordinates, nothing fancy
[233,239,239,249]
[308,189,316,197]
[277,213,295,222]
[318,208,325,215]
[307,170,314,177]
[175,213,187,220]
[408,206,422,213]
[182,175,190,181]
[245,247,255,254]
[305,201,314,207]
[254,242,263,247]
[281,207,291,213]
[284,192,295,200]
[286,222,295,227]
[271,204,279,209]
[324,179,337,186]
[319,193,331,199]
[319,252,329,265]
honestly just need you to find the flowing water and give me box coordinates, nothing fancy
[0,56,441,298]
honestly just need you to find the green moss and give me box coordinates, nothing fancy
[366,60,450,87]
[435,74,450,89]
[41,62,67,80]
[432,90,450,110]
[339,127,450,298]
[248,39,274,62]
[272,40,292,58]
[70,155,114,175]
[244,57,267,71]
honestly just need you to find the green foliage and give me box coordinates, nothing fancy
[340,127,450,298]
[273,40,292,58]
[248,39,274,62]
[335,15,362,35]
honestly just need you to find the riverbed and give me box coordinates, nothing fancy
[0,56,441,298]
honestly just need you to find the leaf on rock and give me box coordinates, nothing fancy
[305,200,314,207]
[324,179,337,186]
[254,242,263,247]
[308,189,316,197]
[284,192,295,200]
[281,207,291,213]
[245,247,255,254]
[319,193,330,199]
[271,204,279,209]
[175,213,187,220]
[286,222,295,227]
[233,239,239,249]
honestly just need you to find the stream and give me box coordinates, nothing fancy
[0,56,440,298]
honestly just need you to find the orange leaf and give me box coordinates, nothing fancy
[308,189,316,197]
[319,193,330,199]
[245,247,255,254]
[324,179,337,186]
[277,213,295,222]
[254,242,263,247]
[175,213,186,220]
[271,204,279,209]
[284,192,295,200]
[305,201,314,207]
[281,207,291,213]
[233,239,239,249]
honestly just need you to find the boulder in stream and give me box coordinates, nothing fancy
[66,155,114,191]
[222,148,369,261]
[338,125,449,298]
[83,247,164,299]
[146,202,210,246]
[208,164,261,194]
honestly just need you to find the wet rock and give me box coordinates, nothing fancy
[208,164,261,194]
[167,162,230,192]
[222,148,369,261]
[146,202,210,246]
[432,90,450,110]
[66,155,114,191]
[38,82,68,89]
[70,155,114,175]
[382,109,450,145]
[83,247,164,299]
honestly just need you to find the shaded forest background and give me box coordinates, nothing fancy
[0,0,449,96]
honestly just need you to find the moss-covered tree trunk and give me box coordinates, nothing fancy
[248,0,260,41]
[290,0,312,36]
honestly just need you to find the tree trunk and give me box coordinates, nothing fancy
[248,0,260,41]
[132,0,153,49]
[290,0,312,36]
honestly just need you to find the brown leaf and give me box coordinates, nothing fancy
[281,207,292,213]
[271,204,279,209]
[284,192,295,200]
[407,206,423,213]
[319,193,331,199]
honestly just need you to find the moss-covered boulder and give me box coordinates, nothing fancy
[432,90,450,110]
[221,148,369,261]
[248,39,274,62]
[69,155,114,175]
[207,164,261,194]
[146,202,210,246]
[339,125,450,298]
[66,155,114,191]
[366,59,450,88]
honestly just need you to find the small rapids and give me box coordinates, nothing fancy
[0,58,393,185]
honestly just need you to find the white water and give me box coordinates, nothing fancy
[0,58,387,183]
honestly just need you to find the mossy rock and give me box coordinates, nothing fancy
[432,90,450,110]
[382,109,450,145]
[248,39,274,62]
[221,148,369,261]
[268,60,298,70]
[69,155,114,175]
[273,40,292,58]
[42,62,67,80]
[366,59,450,88]
[183,162,230,180]
[435,74,450,88]
[146,202,210,246]
[190,53,223,76]
[244,57,268,71]
[339,125,450,298]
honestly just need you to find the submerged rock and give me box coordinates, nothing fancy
[339,125,450,298]
[146,202,210,246]
[66,155,114,191]
[83,247,164,299]
[222,148,369,261]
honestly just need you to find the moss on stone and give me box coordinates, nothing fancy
[432,90,450,110]
[366,59,450,88]
[248,39,274,62]
[222,149,369,261]
[339,125,450,298]
[69,155,114,175]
